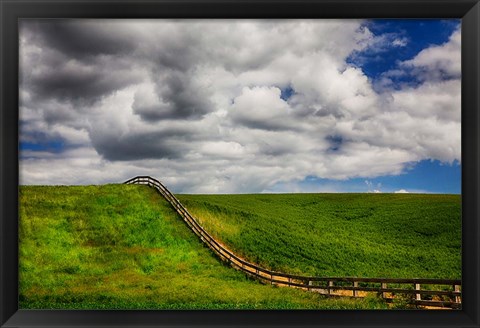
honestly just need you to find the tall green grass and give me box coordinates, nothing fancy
[177,193,461,279]
[19,185,388,309]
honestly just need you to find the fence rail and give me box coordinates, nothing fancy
[124,176,462,309]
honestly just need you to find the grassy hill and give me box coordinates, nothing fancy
[177,193,461,279]
[19,184,388,310]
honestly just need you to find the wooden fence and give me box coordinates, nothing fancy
[124,176,462,309]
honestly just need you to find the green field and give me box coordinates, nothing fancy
[177,193,461,279]
[19,184,390,310]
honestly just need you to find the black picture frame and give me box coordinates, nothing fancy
[1,0,479,327]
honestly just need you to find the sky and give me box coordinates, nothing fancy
[19,19,461,194]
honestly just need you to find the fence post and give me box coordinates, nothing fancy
[353,281,358,297]
[454,285,461,303]
[381,283,388,299]
[415,283,421,301]
[328,281,333,295]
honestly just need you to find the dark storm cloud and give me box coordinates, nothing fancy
[131,103,171,122]
[150,37,202,72]
[41,103,78,126]
[20,21,143,109]
[160,73,211,119]
[134,71,214,121]
[21,19,216,123]
[89,122,207,161]
[21,20,136,58]
[28,60,140,107]
[91,132,185,161]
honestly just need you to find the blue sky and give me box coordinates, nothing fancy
[348,20,460,80]
[21,139,64,153]
[268,160,461,194]
[19,19,461,193]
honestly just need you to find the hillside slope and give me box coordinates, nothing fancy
[19,184,387,309]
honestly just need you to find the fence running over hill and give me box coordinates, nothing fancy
[124,176,462,309]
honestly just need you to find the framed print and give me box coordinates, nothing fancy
[1,0,479,327]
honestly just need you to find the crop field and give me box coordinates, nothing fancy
[177,193,461,279]
[19,184,390,310]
